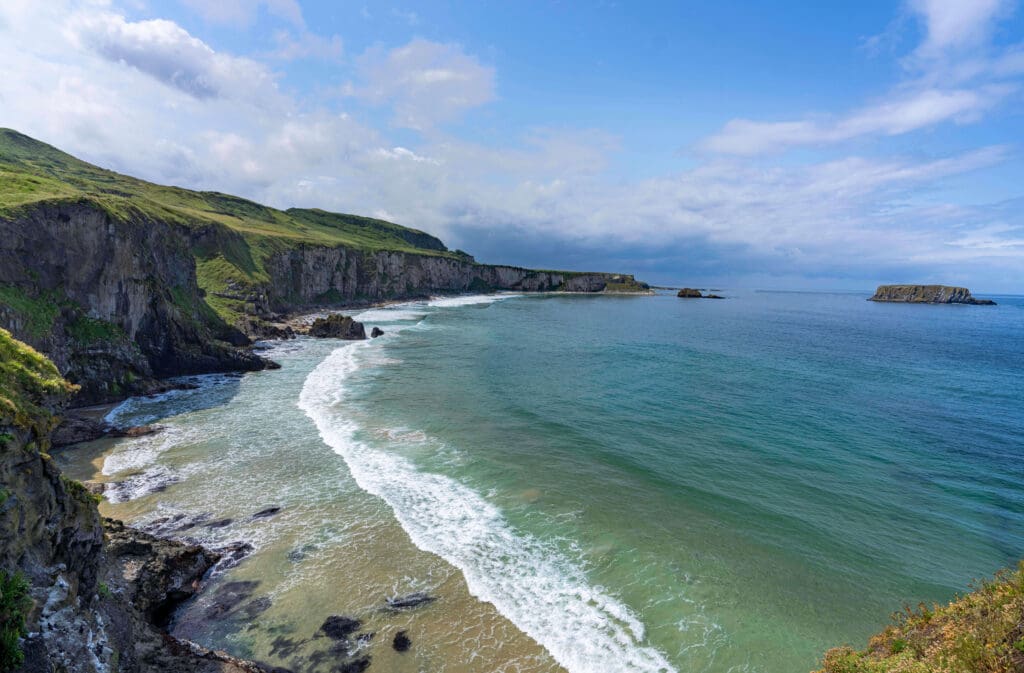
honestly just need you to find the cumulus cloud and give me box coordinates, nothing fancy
[69,12,283,104]
[353,38,496,129]
[909,0,1013,54]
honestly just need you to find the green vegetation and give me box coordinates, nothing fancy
[817,561,1024,673]
[604,280,652,293]
[0,570,31,673]
[0,285,60,340]
[0,128,465,321]
[0,327,77,433]
[66,315,125,345]
[97,582,112,599]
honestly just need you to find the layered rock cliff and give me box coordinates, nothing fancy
[0,200,268,405]
[869,284,996,305]
[0,328,267,673]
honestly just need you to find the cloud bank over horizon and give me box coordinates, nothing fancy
[0,0,1021,291]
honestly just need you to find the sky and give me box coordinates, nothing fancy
[0,1,1022,291]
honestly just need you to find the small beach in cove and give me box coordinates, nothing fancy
[57,291,1024,673]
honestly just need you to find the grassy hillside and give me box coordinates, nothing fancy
[0,128,453,256]
[0,128,478,324]
[0,327,76,433]
[816,561,1024,673]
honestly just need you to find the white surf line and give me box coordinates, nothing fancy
[299,339,676,673]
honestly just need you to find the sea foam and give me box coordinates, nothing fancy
[299,339,676,673]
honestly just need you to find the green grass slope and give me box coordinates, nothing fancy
[0,128,472,323]
[0,327,76,434]
[0,128,452,257]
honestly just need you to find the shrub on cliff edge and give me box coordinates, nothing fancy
[816,561,1024,673]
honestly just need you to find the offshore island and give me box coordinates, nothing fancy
[1,129,1021,673]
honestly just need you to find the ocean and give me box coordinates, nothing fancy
[61,290,1024,673]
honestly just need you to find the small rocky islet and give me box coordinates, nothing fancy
[677,288,724,299]
[869,284,996,305]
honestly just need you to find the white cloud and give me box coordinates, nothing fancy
[69,12,284,105]
[702,0,1022,156]
[909,0,1013,54]
[354,38,496,129]
[269,29,343,61]
[180,0,305,28]
[702,87,1004,155]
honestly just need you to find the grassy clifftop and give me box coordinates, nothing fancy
[0,327,76,433]
[0,128,453,258]
[816,562,1024,673]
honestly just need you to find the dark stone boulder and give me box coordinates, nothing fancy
[251,506,282,519]
[705,294,725,299]
[370,327,384,338]
[386,591,436,610]
[677,288,703,298]
[321,615,362,640]
[307,315,367,340]
[393,630,411,652]
[51,412,108,446]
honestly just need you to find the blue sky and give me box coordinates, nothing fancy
[1,1,1022,291]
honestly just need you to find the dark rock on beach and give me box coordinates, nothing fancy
[386,591,436,610]
[307,314,368,340]
[321,615,363,640]
[393,630,412,652]
[113,424,162,438]
[51,411,108,446]
[203,581,261,620]
[337,657,371,673]
[252,506,282,519]
[371,326,384,338]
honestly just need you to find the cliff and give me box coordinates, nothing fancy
[815,561,1024,673]
[0,129,647,405]
[0,328,268,673]
[869,284,996,305]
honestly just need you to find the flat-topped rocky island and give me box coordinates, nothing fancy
[869,284,996,305]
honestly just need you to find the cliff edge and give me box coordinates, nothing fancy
[869,284,996,305]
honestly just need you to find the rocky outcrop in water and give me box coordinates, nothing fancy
[677,288,723,299]
[306,315,367,340]
[869,284,996,305]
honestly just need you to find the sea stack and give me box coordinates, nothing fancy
[869,285,996,305]
[307,314,368,338]
[677,288,703,298]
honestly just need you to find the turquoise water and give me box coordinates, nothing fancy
[81,291,1024,673]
